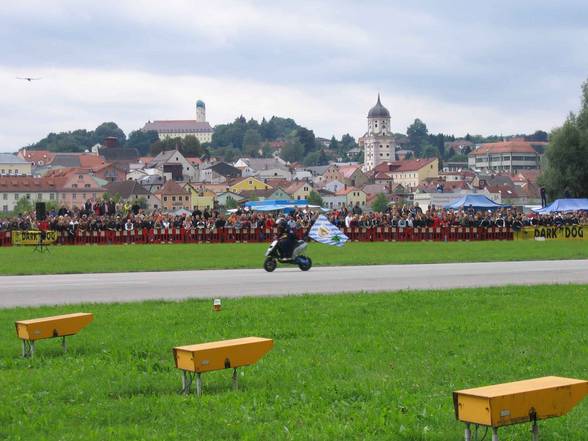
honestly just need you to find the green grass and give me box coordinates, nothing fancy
[1,285,587,440]
[0,240,587,275]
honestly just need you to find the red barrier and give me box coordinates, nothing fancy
[0,226,514,246]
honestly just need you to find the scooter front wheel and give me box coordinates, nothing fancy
[264,257,277,272]
[298,256,312,271]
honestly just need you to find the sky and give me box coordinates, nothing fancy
[1,0,587,152]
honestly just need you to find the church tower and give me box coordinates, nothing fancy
[363,94,395,171]
[196,100,206,122]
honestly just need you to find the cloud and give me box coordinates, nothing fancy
[0,1,587,151]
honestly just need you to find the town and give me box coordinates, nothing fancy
[0,96,547,216]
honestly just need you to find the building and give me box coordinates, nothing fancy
[103,181,159,210]
[468,141,539,172]
[284,181,314,200]
[147,150,199,181]
[200,162,241,184]
[336,188,367,209]
[183,183,216,210]
[0,153,32,176]
[142,101,214,144]
[229,177,272,194]
[0,176,59,212]
[234,158,292,180]
[373,158,439,190]
[156,180,191,211]
[362,95,396,171]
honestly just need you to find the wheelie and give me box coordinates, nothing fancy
[264,218,312,272]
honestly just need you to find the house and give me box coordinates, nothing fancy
[319,189,346,210]
[337,165,368,188]
[92,163,127,182]
[200,162,241,184]
[148,150,198,181]
[229,176,273,194]
[323,180,345,194]
[156,180,191,211]
[57,172,107,209]
[142,101,214,144]
[268,187,291,200]
[284,181,314,200]
[183,183,216,210]
[17,149,56,168]
[234,158,292,180]
[103,180,159,210]
[0,176,60,212]
[336,188,367,209]
[0,153,32,176]
[373,158,439,190]
[467,141,539,172]
[138,174,166,194]
[216,191,245,207]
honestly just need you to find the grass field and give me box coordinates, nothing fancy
[0,240,587,275]
[1,285,587,440]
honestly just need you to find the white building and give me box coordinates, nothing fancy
[468,141,540,173]
[362,95,396,172]
[142,100,214,144]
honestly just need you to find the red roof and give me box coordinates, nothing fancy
[79,155,106,168]
[337,165,362,179]
[0,175,66,191]
[472,141,536,155]
[156,180,190,195]
[374,158,437,173]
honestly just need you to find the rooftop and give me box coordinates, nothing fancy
[143,120,213,133]
[471,141,537,155]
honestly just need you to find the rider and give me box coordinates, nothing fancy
[276,217,297,259]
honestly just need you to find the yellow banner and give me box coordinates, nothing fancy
[514,225,587,241]
[12,230,59,246]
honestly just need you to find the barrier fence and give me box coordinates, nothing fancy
[1,226,514,247]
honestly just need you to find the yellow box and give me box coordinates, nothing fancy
[454,376,588,427]
[15,313,94,341]
[173,336,273,373]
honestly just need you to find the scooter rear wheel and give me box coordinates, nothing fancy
[264,257,277,272]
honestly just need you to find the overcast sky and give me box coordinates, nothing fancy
[1,0,587,152]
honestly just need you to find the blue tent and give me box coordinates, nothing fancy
[242,199,326,212]
[444,194,507,210]
[533,198,588,214]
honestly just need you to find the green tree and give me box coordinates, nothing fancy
[181,135,204,157]
[371,193,389,213]
[307,191,323,207]
[93,122,126,145]
[407,119,429,154]
[539,79,588,198]
[126,130,160,156]
[225,197,239,209]
[280,134,305,163]
[243,128,263,157]
[14,198,33,215]
[295,127,316,155]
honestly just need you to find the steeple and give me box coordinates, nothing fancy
[367,94,390,118]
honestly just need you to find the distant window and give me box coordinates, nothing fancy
[172,196,176,202]
[85,184,91,188]
[2,205,7,212]
[49,193,55,200]
[72,184,78,188]
[72,193,77,200]
[2,194,6,200]
[37,193,42,200]
[164,196,168,202]
[26,193,31,199]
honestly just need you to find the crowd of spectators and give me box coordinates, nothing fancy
[0,203,586,234]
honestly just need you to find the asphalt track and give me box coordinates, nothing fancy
[1,259,587,308]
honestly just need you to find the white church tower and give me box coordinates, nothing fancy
[196,100,206,122]
[363,94,395,172]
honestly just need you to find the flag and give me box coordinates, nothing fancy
[308,215,349,247]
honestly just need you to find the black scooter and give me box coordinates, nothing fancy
[263,239,312,272]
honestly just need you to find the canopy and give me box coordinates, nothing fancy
[243,199,325,212]
[172,208,192,216]
[533,198,588,214]
[444,194,507,210]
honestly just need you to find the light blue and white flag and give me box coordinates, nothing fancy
[308,215,349,247]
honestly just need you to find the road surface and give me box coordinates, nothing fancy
[1,260,586,308]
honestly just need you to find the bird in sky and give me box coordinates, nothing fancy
[17,77,42,82]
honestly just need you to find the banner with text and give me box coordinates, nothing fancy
[11,230,59,246]
[514,225,587,241]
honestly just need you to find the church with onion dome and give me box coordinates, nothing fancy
[362,94,396,172]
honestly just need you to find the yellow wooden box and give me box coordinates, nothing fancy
[15,313,94,341]
[173,337,273,373]
[454,376,588,427]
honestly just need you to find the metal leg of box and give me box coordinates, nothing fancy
[22,339,34,358]
[232,368,238,390]
[195,373,202,397]
[62,336,67,353]
[181,371,194,394]
[464,423,471,441]
[531,421,539,441]
[492,427,499,441]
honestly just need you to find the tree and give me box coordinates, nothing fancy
[407,119,429,154]
[93,122,126,145]
[225,197,239,209]
[539,79,588,198]
[243,128,263,157]
[295,127,316,155]
[14,198,32,215]
[181,135,204,157]
[307,191,323,207]
[126,130,159,156]
[371,193,389,213]
[280,134,305,163]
